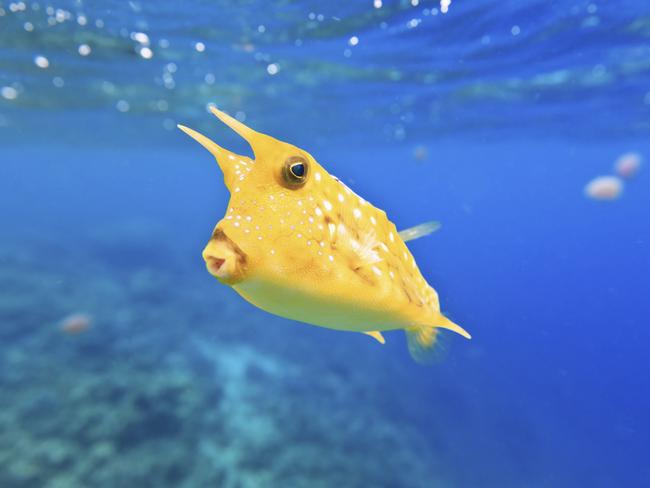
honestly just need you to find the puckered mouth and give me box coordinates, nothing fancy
[202,227,248,284]
[205,256,225,274]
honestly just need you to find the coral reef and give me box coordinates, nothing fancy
[0,234,446,487]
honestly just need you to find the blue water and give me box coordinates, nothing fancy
[2,1,650,487]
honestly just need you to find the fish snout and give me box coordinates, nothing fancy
[202,228,247,284]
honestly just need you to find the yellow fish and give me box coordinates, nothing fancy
[178,108,471,362]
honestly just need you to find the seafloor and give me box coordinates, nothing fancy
[0,220,458,488]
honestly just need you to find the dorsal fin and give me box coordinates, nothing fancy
[398,221,441,242]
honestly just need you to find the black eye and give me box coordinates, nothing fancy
[290,162,305,177]
[283,156,308,187]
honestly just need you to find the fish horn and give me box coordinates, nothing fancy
[208,106,275,159]
[177,124,242,190]
[177,124,229,160]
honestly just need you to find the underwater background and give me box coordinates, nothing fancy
[1,1,649,487]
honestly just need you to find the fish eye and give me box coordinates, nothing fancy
[283,156,308,188]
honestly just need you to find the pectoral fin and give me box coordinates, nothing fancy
[363,331,386,344]
[398,221,441,242]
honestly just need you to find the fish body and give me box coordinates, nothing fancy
[179,108,470,362]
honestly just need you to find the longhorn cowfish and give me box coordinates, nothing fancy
[178,108,471,362]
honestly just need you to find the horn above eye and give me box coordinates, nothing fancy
[283,156,308,188]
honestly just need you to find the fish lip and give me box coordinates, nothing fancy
[202,227,248,284]
[206,256,225,274]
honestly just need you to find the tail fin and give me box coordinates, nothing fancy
[405,314,471,364]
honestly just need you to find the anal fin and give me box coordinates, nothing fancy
[363,331,386,344]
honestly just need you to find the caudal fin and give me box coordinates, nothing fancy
[405,314,471,364]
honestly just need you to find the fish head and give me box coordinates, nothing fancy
[179,107,332,287]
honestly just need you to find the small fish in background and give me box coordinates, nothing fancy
[60,313,92,335]
[178,108,470,363]
[584,151,643,201]
[584,175,623,201]
[413,144,428,162]
[614,152,642,180]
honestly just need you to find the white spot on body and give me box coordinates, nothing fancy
[323,200,333,211]
[315,172,322,182]
[353,208,362,219]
